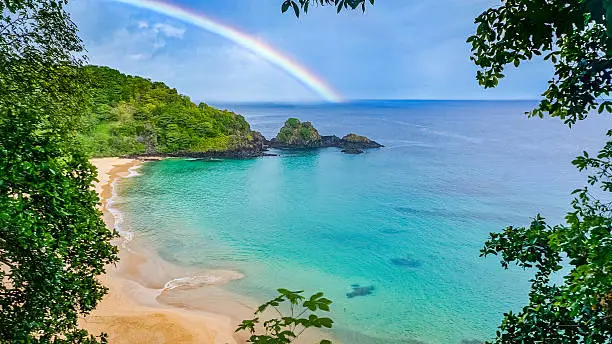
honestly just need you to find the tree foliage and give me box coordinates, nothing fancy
[468,0,612,126]
[236,289,334,344]
[470,1,612,343]
[0,1,118,343]
[79,65,259,157]
[280,0,374,16]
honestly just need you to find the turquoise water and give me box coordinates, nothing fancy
[119,101,608,343]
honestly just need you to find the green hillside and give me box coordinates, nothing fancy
[78,65,262,157]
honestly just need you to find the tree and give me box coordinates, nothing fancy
[236,289,334,344]
[468,0,612,342]
[0,1,118,342]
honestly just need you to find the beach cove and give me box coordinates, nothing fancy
[81,101,609,344]
[83,157,243,344]
[83,157,334,344]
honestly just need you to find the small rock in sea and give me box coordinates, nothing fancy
[341,148,364,154]
[346,285,375,298]
[390,257,422,268]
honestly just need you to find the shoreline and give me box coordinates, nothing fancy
[84,157,337,344]
[83,157,246,344]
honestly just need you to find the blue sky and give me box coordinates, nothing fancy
[69,0,553,102]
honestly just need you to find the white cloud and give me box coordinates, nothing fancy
[81,23,315,102]
[137,21,148,29]
[129,53,148,61]
[153,23,185,38]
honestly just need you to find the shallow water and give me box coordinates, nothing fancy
[118,100,609,343]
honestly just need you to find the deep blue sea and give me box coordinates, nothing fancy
[119,100,608,344]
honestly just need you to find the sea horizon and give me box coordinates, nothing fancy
[209,99,542,109]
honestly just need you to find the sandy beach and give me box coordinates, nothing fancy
[82,157,336,344]
[82,158,247,344]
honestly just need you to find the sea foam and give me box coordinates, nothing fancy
[162,275,223,291]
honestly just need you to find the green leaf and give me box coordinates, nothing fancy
[282,1,291,13]
[292,1,300,17]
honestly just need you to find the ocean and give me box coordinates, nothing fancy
[116,100,608,343]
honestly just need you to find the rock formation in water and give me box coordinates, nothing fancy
[346,284,375,298]
[268,118,323,148]
[266,118,383,154]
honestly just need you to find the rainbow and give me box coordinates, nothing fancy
[108,0,344,102]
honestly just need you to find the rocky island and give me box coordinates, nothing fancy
[266,118,383,154]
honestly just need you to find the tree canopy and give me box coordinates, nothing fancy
[0,1,117,342]
[79,65,259,157]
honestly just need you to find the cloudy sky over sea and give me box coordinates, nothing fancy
[70,0,553,102]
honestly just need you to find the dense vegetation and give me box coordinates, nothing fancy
[79,65,262,157]
[0,1,117,343]
[275,118,322,147]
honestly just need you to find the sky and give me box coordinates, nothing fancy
[69,0,554,103]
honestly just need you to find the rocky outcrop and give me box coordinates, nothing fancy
[272,118,322,148]
[321,135,343,147]
[340,133,384,149]
[266,119,383,154]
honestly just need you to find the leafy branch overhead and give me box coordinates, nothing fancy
[468,0,612,126]
[281,0,374,16]
[236,289,334,344]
